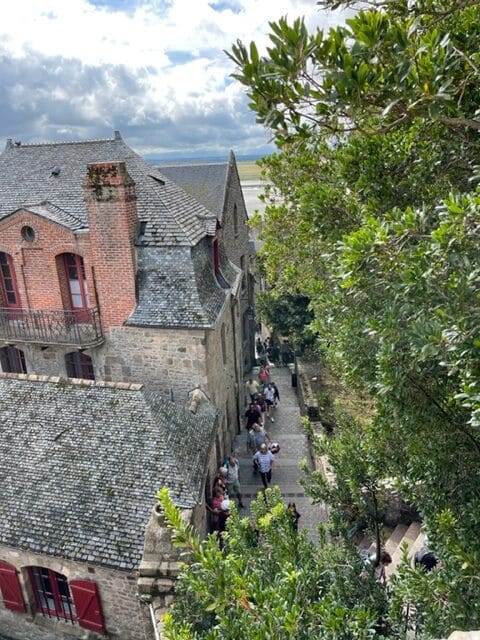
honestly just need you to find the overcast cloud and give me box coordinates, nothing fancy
[0,0,349,159]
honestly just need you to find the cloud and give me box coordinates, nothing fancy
[0,0,350,158]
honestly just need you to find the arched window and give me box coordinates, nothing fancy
[0,346,27,374]
[65,352,94,380]
[27,568,105,633]
[0,252,20,308]
[59,253,91,321]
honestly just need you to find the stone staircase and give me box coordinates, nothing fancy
[357,520,425,579]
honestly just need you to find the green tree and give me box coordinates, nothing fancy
[228,0,480,635]
[256,290,315,351]
[157,487,390,640]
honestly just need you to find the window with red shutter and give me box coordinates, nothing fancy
[0,560,26,612]
[69,579,105,634]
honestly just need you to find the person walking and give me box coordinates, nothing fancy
[280,339,291,366]
[258,364,270,387]
[253,443,275,489]
[247,420,270,454]
[264,383,276,423]
[245,402,262,430]
[288,502,301,531]
[225,454,244,508]
[245,378,260,403]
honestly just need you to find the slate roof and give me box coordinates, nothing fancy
[127,244,229,328]
[158,160,229,223]
[0,133,210,247]
[0,374,217,571]
[14,201,84,231]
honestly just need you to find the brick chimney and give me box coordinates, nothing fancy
[83,161,138,329]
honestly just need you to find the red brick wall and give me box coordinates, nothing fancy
[83,161,138,329]
[0,160,139,330]
[0,213,93,311]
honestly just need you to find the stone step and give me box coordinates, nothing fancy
[363,526,395,557]
[386,522,423,577]
[385,523,409,555]
[408,529,427,566]
[357,522,426,579]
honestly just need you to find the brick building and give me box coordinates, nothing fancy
[0,132,254,638]
[0,131,254,429]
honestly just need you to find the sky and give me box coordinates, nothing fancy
[0,0,350,160]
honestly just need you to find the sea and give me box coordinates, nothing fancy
[146,153,265,165]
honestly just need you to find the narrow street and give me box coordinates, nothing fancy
[234,364,328,539]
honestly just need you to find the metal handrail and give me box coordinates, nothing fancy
[0,307,104,347]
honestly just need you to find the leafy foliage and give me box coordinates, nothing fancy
[157,487,390,640]
[256,290,315,350]
[228,0,480,636]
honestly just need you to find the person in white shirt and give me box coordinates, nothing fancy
[253,443,275,489]
[264,383,276,422]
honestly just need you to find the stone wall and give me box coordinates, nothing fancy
[0,544,146,640]
[217,156,255,372]
[10,308,242,450]
[138,498,216,639]
[219,157,250,271]
[205,300,242,453]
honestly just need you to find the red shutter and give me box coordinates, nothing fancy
[0,560,26,612]
[70,579,105,634]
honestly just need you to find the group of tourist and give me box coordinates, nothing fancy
[256,335,293,367]
[206,454,244,539]
[206,335,292,537]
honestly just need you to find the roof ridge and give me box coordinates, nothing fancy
[0,372,143,391]
[9,137,117,148]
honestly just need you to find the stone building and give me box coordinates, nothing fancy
[0,132,254,638]
[0,131,254,436]
[0,373,218,640]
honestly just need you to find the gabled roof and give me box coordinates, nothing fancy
[0,133,211,247]
[0,374,217,570]
[158,158,230,222]
[10,201,85,231]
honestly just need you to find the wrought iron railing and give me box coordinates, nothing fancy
[0,307,104,347]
